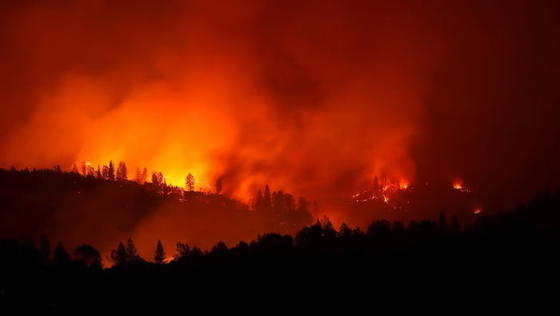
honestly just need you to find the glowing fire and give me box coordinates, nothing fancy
[399,180,410,190]
[452,179,471,193]
[452,180,463,190]
[352,177,410,208]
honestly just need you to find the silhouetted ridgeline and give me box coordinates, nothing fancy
[0,168,559,311]
[0,168,314,253]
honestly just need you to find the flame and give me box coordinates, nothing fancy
[399,180,410,190]
[452,180,464,190]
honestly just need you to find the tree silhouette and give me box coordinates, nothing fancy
[110,242,127,265]
[263,185,272,208]
[116,161,127,180]
[74,244,102,269]
[152,172,165,187]
[176,242,191,260]
[38,234,50,265]
[125,238,141,261]
[154,240,166,264]
[451,215,461,233]
[110,238,143,265]
[211,241,228,255]
[439,212,448,231]
[185,173,195,192]
[136,167,148,184]
[53,242,70,266]
[255,189,264,209]
[108,161,115,180]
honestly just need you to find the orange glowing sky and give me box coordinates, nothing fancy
[1,0,560,218]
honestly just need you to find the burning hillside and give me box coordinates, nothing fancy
[351,176,482,223]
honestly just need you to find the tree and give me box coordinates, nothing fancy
[255,190,264,209]
[154,240,166,264]
[176,242,191,260]
[110,242,127,265]
[215,178,223,195]
[38,234,50,265]
[136,167,148,184]
[439,212,448,231]
[451,215,461,233]
[338,222,353,239]
[53,242,70,266]
[152,172,165,187]
[107,161,115,180]
[211,242,228,255]
[297,197,309,213]
[125,238,140,261]
[185,173,195,192]
[116,161,127,180]
[74,244,102,269]
[263,185,272,208]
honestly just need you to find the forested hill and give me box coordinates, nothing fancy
[0,168,313,254]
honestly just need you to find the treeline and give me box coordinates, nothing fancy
[0,168,315,251]
[1,180,559,311]
[2,187,560,269]
[70,160,208,194]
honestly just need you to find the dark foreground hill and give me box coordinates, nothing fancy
[1,176,560,311]
[0,171,560,314]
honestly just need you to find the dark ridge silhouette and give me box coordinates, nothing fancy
[1,186,559,311]
[0,168,314,253]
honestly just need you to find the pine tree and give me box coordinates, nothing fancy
[108,161,115,180]
[116,161,127,180]
[154,240,166,264]
[263,185,272,208]
[38,234,50,265]
[185,173,195,192]
[125,238,140,261]
[110,242,127,265]
[53,242,70,266]
[255,190,264,210]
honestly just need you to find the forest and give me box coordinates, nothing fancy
[0,167,559,311]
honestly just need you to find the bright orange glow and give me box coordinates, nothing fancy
[399,180,410,190]
[473,208,482,214]
[4,0,544,259]
[453,180,464,190]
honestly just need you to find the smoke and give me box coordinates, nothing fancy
[1,0,560,228]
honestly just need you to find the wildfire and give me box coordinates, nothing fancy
[352,177,410,208]
[452,180,463,190]
[452,179,471,193]
[399,180,410,190]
